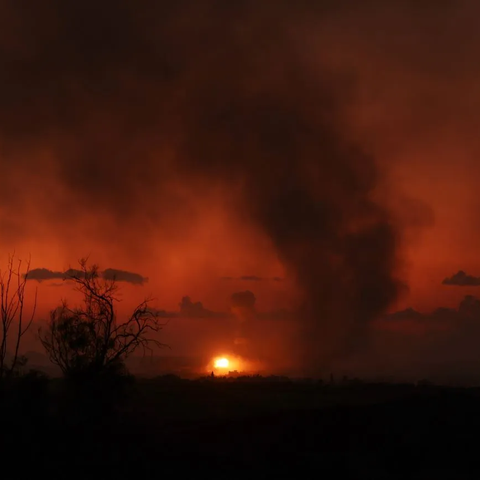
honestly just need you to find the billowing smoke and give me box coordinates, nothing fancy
[170,4,403,371]
[4,0,471,374]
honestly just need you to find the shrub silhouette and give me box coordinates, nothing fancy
[39,259,166,382]
[0,253,37,379]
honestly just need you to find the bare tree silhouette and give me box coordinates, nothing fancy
[0,253,37,379]
[39,259,166,380]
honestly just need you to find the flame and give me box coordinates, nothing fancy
[209,354,259,375]
[214,357,230,369]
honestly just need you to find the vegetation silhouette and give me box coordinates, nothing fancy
[2,254,480,477]
[37,259,168,419]
[39,259,167,381]
[0,253,37,380]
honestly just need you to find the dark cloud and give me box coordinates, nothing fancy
[102,268,148,285]
[157,293,294,322]
[442,271,480,287]
[25,268,64,282]
[178,296,223,319]
[26,267,147,285]
[383,296,480,323]
[239,276,263,281]
[26,268,83,282]
[257,308,294,321]
[220,276,284,282]
[1,0,452,372]
[154,309,178,319]
[64,269,85,279]
[385,307,425,322]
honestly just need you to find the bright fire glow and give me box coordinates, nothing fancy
[214,357,230,369]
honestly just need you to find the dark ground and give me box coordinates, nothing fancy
[1,374,480,479]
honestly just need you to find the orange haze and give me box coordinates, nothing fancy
[2,1,480,378]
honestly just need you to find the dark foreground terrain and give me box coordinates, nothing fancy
[2,374,480,479]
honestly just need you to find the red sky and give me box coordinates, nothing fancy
[2,1,480,374]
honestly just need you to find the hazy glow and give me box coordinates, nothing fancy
[214,357,230,369]
[3,2,480,379]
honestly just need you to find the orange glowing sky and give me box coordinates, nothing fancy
[2,0,480,357]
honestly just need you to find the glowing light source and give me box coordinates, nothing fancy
[214,357,230,369]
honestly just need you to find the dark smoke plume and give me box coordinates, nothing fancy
[0,0,425,373]
[172,6,402,369]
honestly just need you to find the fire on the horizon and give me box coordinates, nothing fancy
[214,357,229,369]
[210,355,244,375]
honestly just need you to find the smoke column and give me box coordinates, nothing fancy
[173,3,403,371]
[1,0,456,373]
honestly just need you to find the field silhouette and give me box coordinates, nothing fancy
[2,256,479,478]
[2,374,479,478]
